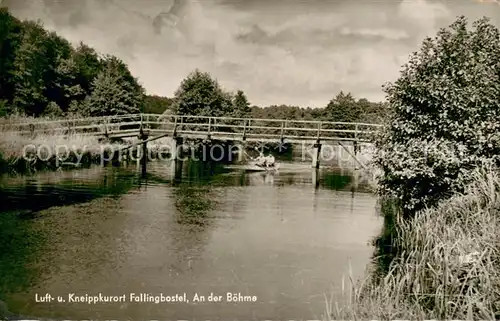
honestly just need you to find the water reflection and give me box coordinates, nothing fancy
[0,167,140,214]
[0,160,381,320]
[174,184,219,226]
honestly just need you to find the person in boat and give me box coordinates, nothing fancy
[265,154,275,167]
[255,152,266,166]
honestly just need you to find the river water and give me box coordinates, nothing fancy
[0,160,381,320]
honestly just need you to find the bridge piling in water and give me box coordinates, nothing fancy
[169,136,185,184]
[202,139,212,162]
[170,158,183,185]
[170,136,183,160]
[139,131,149,177]
[312,168,320,189]
[231,141,245,163]
[311,141,322,169]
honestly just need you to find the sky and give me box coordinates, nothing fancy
[4,0,500,107]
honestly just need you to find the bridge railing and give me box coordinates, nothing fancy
[142,114,382,142]
[0,115,107,136]
[1,113,383,142]
[1,114,144,136]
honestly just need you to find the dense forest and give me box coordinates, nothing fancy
[0,7,387,123]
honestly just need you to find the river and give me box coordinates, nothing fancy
[0,160,382,320]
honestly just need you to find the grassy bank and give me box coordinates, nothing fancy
[327,165,500,320]
[0,129,128,174]
[0,130,242,175]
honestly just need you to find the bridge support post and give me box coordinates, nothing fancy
[170,136,184,185]
[139,132,149,177]
[312,168,320,189]
[353,141,360,169]
[231,141,245,163]
[353,141,359,169]
[170,157,183,185]
[201,139,210,162]
[111,148,121,166]
[311,141,322,169]
[171,136,177,160]
[175,159,183,185]
[353,169,360,190]
[171,136,186,160]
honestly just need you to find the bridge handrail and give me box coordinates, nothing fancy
[2,113,382,144]
[1,113,383,129]
[150,114,383,128]
[0,114,141,127]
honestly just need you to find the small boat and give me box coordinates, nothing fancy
[242,161,280,172]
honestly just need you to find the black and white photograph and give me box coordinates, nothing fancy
[1,0,500,320]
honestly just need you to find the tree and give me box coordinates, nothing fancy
[0,8,23,108]
[323,91,364,137]
[375,16,500,215]
[0,100,8,117]
[11,20,50,116]
[0,10,148,118]
[52,57,85,112]
[81,55,144,116]
[144,95,173,114]
[231,90,251,118]
[357,99,388,123]
[173,69,233,117]
[71,43,102,96]
[324,91,363,123]
[31,30,84,114]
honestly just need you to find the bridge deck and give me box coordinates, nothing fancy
[0,113,382,144]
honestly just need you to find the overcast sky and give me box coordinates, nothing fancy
[5,0,500,107]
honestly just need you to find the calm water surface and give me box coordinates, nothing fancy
[0,161,381,320]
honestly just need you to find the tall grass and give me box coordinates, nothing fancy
[326,165,500,320]
[0,116,129,174]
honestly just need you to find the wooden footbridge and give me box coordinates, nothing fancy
[1,113,382,171]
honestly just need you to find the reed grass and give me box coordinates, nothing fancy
[0,116,130,174]
[324,165,500,320]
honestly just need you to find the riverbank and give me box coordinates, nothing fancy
[0,131,115,174]
[327,165,500,320]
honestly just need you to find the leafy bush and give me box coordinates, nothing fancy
[172,69,233,117]
[375,16,500,216]
[42,101,63,117]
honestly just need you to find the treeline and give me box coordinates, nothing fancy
[152,70,388,124]
[0,7,387,123]
[250,94,387,123]
[0,8,143,118]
